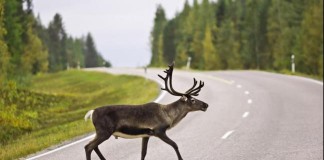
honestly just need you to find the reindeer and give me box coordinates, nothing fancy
[84,63,208,160]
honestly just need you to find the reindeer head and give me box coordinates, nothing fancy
[158,62,209,112]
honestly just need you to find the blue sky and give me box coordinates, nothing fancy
[33,0,200,67]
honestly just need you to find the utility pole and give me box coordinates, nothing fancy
[291,54,295,74]
[77,61,80,69]
[186,57,192,70]
[67,62,70,70]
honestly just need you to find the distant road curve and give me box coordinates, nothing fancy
[26,68,323,160]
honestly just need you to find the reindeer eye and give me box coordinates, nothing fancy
[191,99,196,103]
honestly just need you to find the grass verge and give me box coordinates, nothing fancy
[0,70,158,160]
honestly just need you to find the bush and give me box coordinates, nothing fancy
[0,81,69,144]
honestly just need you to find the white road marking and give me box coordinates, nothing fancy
[153,81,167,103]
[291,75,323,86]
[27,134,95,160]
[242,112,250,118]
[221,130,235,139]
[247,99,253,104]
[244,91,250,95]
[236,84,242,88]
[204,75,234,85]
[26,80,167,160]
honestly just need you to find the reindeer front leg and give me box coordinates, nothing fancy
[155,129,183,160]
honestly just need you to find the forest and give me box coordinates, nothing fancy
[150,0,323,77]
[0,0,111,85]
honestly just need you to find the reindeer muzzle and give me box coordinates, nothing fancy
[201,103,208,112]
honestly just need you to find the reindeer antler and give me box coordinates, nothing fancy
[185,80,204,96]
[158,62,184,96]
[158,62,204,97]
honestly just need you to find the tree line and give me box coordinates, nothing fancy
[150,0,323,77]
[0,0,111,85]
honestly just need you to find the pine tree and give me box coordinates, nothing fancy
[267,0,305,71]
[215,0,226,27]
[217,20,242,69]
[203,25,220,70]
[300,0,323,76]
[190,30,203,69]
[22,15,48,74]
[3,0,25,76]
[156,34,164,66]
[150,0,323,77]
[150,5,167,66]
[163,19,177,64]
[174,0,193,68]
[189,0,204,69]
[0,0,10,83]
[47,13,67,71]
[84,33,101,68]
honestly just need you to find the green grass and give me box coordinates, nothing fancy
[0,70,158,160]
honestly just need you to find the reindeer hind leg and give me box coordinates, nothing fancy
[85,131,112,160]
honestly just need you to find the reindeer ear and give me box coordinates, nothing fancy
[181,96,188,102]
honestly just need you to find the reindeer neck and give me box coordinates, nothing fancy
[163,100,189,128]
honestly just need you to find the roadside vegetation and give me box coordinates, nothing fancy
[0,70,159,160]
[150,0,323,78]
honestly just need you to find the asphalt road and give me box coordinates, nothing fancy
[26,68,323,160]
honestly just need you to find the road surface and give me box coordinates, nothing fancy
[26,68,323,160]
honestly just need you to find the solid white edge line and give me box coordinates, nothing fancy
[242,112,250,118]
[221,130,235,139]
[26,78,167,160]
[27,134,95,160]
[153,82,167,103]
[291,75,323,86]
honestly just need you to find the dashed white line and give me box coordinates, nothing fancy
[221,130,235,139]
[242,112,250,118]
[244,91,250,95]
[247,99,253,104]
[236,84,242,88]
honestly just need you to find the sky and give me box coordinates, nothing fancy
[33,0,199,67]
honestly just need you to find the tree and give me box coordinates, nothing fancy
[188,0,204,69]
[47,13,67,72]
[2,0,48,81]
[267,0,306,71]
[0,0,10,83]
[150,5,167,66]
[163,19,177,64]
[151,0,323,77]
[217,20,242,69]
[300,0,323,76]
[3,0,25,77]
[22,15,48,74]
[203,25,220,70]
[66,37,85,68]
[84,33,99,68]
[174,0,193,68]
